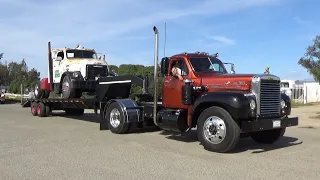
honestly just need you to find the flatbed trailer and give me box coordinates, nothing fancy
[24,26,299,153]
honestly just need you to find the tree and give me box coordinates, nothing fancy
[298,35,320,81]
[4,59,40,93]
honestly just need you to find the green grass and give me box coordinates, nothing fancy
[291,101,318,108]
[4,96,22,104]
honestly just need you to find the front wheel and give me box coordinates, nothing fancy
[61,75,82,98]
[250,128,286,144]
[197,106,240,153]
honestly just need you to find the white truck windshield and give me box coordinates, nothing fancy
[66,50,97,59]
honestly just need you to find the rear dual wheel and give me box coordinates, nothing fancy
[105,102,131,134]
[30,102,51,117]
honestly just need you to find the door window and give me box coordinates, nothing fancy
[169,59,189,77]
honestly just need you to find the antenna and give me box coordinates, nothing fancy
[163,23,167,57]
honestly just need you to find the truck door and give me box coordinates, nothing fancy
[52,51,64,84]
[162,58,189,108]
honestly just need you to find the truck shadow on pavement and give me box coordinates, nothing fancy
[53,112,101,123]
[51,112,303,153]
[160,130,303,154]
[52,112,161,133]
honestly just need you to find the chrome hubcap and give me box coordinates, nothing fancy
[203,116,226,144]
[110,108,121,128]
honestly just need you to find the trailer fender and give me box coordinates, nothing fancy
[39,78,51,91]
[190,91,251,127]
[104,98,142,124]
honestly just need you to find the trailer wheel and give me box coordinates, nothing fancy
[37,102,46,117]
[106,102,130,134]
[31,102,38,116]
[250,128,286,144]
[197,106,240,153]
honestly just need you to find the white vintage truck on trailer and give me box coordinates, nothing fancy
[35,43,116,99]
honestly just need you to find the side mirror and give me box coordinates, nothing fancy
[160,57,169,75]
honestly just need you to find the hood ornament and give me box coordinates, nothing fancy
[264,66,270,74]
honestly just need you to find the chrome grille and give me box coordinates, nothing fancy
[260,79,281,117]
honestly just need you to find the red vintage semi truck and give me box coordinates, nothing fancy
[24,26,298,153]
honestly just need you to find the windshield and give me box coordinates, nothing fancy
[280,82,289,88]
[188,56,228,73]
[66,50,97,59]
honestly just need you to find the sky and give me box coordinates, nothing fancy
[0,0,319,80]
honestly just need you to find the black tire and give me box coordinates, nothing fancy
[37,102,46,117]
[61,75,81,98]
[105,102,130,134]
[31,102,38,116]
[45,104,51,117]
[197,106,240,153]
[250,128,286,144]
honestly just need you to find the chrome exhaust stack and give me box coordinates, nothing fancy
[153,26,159,126]
[48,41,53,89]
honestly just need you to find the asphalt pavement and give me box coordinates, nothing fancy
[0,104,320,180]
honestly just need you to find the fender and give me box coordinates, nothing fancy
[281,92,291,115]
[39,78,51,91]
[61,71,84,82]
[190,91,252,127]
[103,98,142,124]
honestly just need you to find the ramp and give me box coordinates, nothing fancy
[21,98,31,107]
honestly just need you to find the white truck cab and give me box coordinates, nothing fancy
[50,44,114,98]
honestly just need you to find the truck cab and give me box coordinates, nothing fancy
[161,52,238,109]
[157,50,296,149]
[35,43,116,99]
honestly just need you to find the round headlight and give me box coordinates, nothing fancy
[281,99,286,109]
[250,99,256,110]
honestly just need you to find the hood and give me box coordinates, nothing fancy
[66,58,107,66]
[65,58,108,77]
[196,72,255,92]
